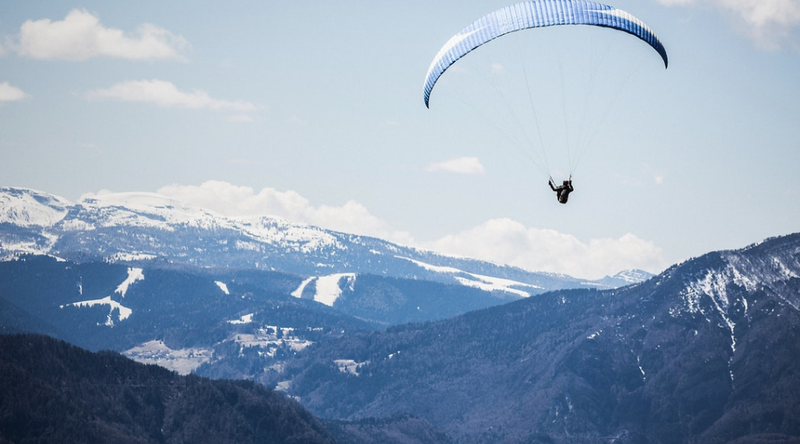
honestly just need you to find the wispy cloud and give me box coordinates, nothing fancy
[657,0,800,50]
[85,79,256,112]
[426,156,486,175]
[11,9,189,61]
[156,181,667,279]
[0,81,27,102]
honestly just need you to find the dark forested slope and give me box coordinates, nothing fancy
[0,334,335,444]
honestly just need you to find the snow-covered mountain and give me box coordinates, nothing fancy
[0,186,648,297]
[0,187,71,227]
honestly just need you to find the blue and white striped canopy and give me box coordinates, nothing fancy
[423,0,668,108]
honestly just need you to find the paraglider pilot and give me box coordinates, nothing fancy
[549,177,574,204]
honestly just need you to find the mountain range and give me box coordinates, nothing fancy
[0,186,649,296]
[1,185,799,443]
[0,186,648,384]
[278,233,800,443]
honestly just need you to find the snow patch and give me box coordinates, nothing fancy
[116,268,144,297]
[106,252,157,262]
[291,277,315,299]
[681,269,737,353]
[454,273,534,298]
[58,218,96,231]
[0,240,51,257]
[235,240,261,251]
[237,216,342,253]
[290,273,356,306]
[637,355,646,380]
[398,256,540,297]
[61,296,132,327]
[772,256,799,280]
[314,273,356,306]
[215,281,230,295]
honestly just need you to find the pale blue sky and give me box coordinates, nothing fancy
[1,1,798,278]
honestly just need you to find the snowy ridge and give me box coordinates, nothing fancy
[0,187,651,295]
[0,187,71,227]
[673,242,800,319]
[668,239,800,379]
[69,192,343,254]
[399,256,540,297]
[609,269,653,284]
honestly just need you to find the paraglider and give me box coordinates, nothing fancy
[549,177,574,204]
[422,0,668,204]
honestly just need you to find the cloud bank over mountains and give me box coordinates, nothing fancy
[150,180,667,279]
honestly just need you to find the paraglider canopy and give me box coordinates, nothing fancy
[423,0,668,108]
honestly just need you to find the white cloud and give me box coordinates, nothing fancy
[0,81,27,102]
[426,156,486,175]
[156,181,667,279]
[85,79,256,112]
[657,0,800,50]
[13,9,188,61]
[422,218,667,279]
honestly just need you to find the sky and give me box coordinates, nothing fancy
[1,0,798,279]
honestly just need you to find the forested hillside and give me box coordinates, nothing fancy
[0,334,335,444]
[280,234,800,444]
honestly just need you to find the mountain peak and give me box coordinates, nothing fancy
[79,191,184,209]
[0,187,72,227]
